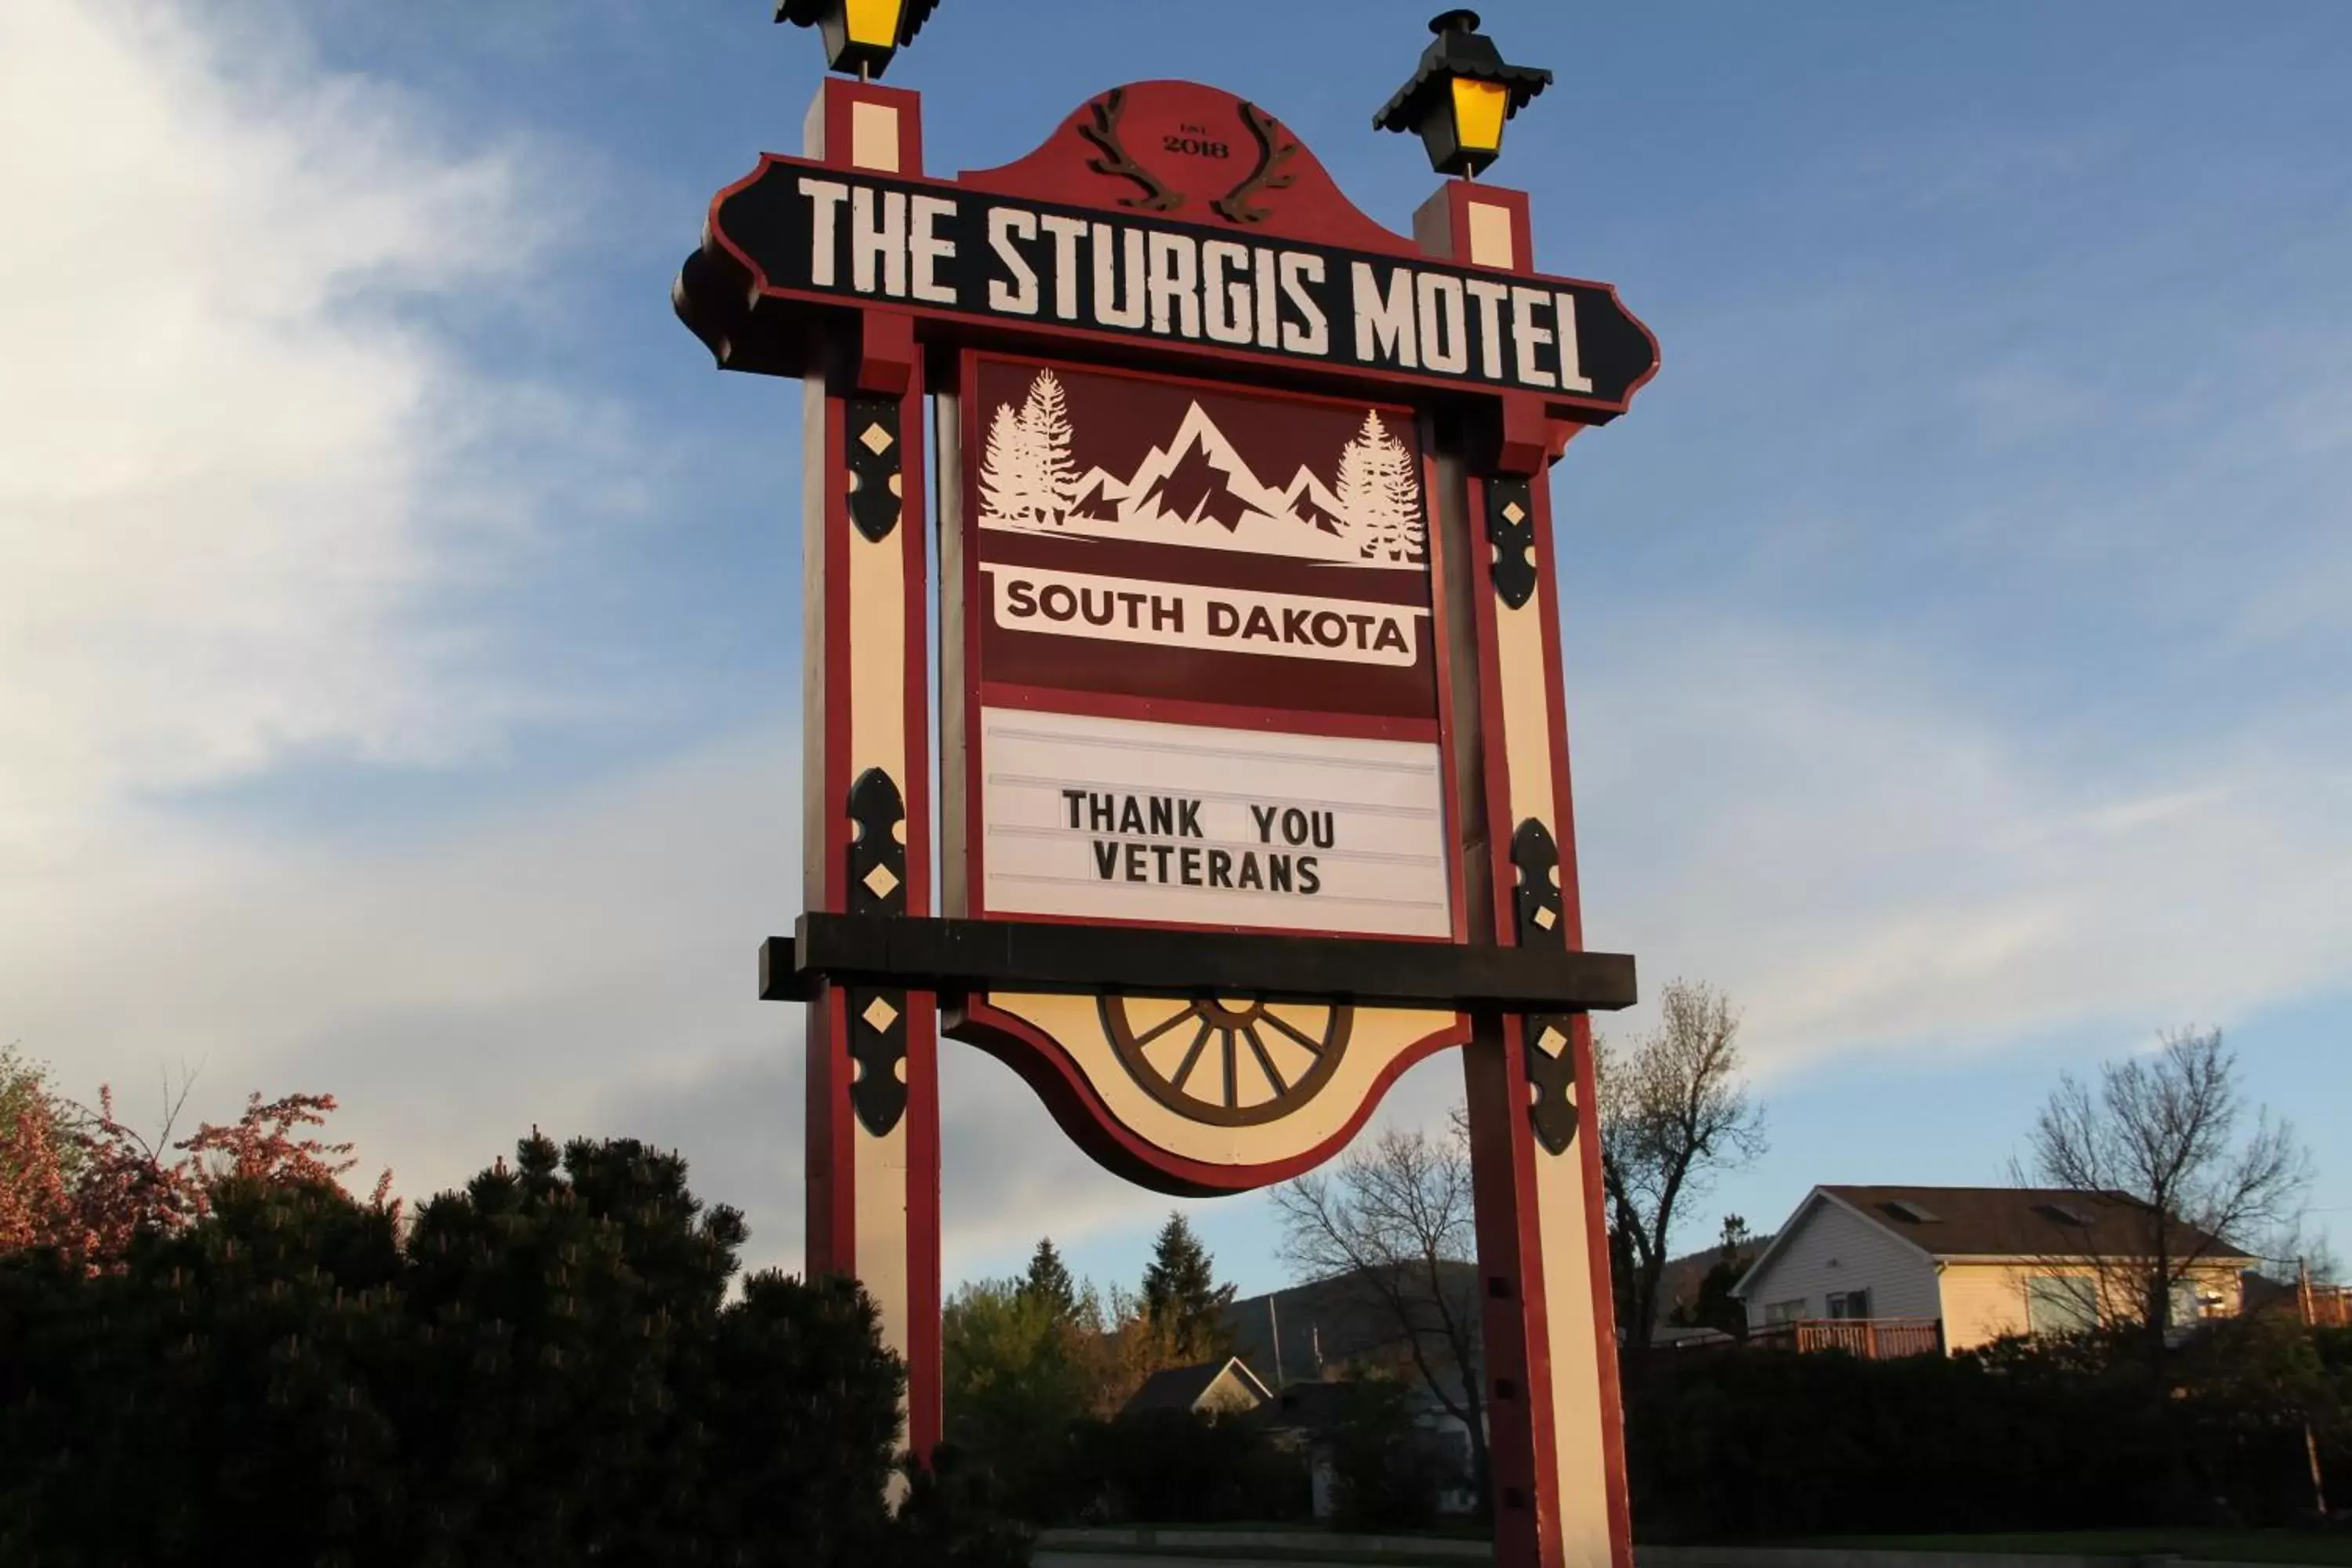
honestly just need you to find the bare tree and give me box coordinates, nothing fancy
[2020,1026,2312,1355]
[1595,978,1767,1359]
[1269,1117,1488,1508]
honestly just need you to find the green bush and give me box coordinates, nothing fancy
[1625,1321,2351,1542]
[1058,1409,1308,1525]
[0,1134,1026,1568]
[941,1276,1098,1524]
[1326,1377,1454,1534]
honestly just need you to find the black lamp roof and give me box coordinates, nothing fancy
[775,0,942,46]
[1373,9,1553,135]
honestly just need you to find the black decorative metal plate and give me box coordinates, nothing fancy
[1486,477,1537,610]
[844,396,902,543]
[847,768,907,918]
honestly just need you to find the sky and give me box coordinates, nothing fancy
[4,0,2348,1304]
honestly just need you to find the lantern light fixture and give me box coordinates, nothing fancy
[775,0,942,81]
[1373,9,1553,179]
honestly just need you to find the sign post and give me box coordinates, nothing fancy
[678,10,1657,1563]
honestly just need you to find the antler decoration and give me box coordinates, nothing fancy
[1079,88,1185,213]
[1212,101,1300,226]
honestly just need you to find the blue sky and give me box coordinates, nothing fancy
[4,0,2347,1303]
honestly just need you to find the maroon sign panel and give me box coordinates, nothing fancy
[959,353,1461,942]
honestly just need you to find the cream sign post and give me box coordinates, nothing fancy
[679,13,1657,1567]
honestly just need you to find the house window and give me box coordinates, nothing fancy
[1765,1299,1806,1325]
[2026,1274,2099,1335]
[2168,1276,2225,1326]
[1826,1289,1873,1320]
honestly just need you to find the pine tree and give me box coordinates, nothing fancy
[1333,410,1385,561]
[1019,369,1082,524]
[1139,1211,1235,1363]
[1021,1236,1080,1325]
[1336,408,1423,562]
[977,401,1040,525]
[1381,421,1427,562]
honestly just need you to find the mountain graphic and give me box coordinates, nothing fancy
[978,381,1424,568]
[1121,402,1305,533]
[1069,466,1126,521]
[1136,440,1250,528]
[1279,466,1350,538]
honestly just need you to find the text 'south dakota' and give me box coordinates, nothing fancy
[984,563,1422,666]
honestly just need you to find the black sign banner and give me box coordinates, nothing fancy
[702,158,1657,410]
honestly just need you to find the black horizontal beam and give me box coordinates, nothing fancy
[760,913,1637,1014]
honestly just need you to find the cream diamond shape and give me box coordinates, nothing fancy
[1533,906,1557,930]
[1536,1025,1568,1056]
[862,996,901,1033]
[1502,500,1526,524]
[858,421,895,455]
[862,862,902,900]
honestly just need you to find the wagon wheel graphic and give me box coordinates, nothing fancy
[1102,996,1352,1127]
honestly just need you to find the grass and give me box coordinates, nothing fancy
[1786,1530,2352,1564]
[1052,1521,1488,1539]
[1036,1552,1479,1567]
[1039,1528,2352,1565]
[1033,1523,1488,1565]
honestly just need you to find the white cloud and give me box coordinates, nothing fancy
[0,0,735,1226]
[5,722,783,1195]
[1571,615,2352,1076]
[0,0,563,866]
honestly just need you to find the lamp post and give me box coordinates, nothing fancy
[1373,9,1553,179]
[775,0,942,80]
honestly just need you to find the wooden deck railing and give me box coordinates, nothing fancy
[2306,1284,2352,1329]
[1749,1317,1944,1359]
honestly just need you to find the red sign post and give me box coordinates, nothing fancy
[678,13,1657,1563]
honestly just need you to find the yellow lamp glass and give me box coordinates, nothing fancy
[1450,77,1509,156]
[844,0,902,47]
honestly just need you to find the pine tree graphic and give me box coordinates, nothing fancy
[1335,409,1425,563]
[1334,416,1377,558]
[978,372,1082,526]
[1022,369,1082,524]
[978,401,1041,525]
[1386,430,1426,562]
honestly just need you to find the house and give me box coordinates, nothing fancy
[1256,1380,1352,1519]
[1733,1185,2258,1353]
[1118,1356,1272,1419]
[1256,1378,1479,1519]
[1225,1269,1484,1518]
[1221,1261,1482,1394]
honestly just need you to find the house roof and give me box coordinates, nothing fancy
[1222,1261,1482,1384]
[1120,1356,1271,1417]
[1258,1378,1353,1434]
[1734,1185,2256,1298]
[1254,1376,1461,1436]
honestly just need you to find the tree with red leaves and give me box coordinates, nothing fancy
[1,1050,77,1254]
[0,1046,391,1271]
